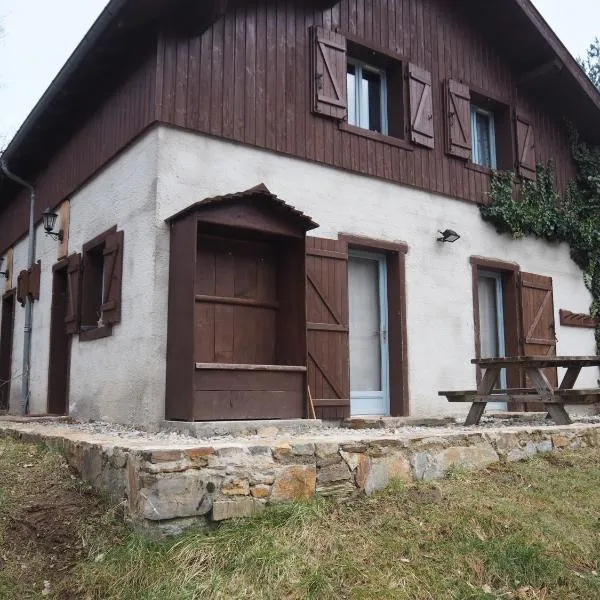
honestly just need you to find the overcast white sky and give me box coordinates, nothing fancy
[0,0,598,144]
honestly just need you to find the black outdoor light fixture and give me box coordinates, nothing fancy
[0,257,8,280]
[42,207,64,242]
[437,229,461,243]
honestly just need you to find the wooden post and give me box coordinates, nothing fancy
[307,385,317,420]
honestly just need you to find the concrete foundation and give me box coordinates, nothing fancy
[1,417,599,535]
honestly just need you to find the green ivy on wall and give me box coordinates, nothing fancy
[480,130,600,352]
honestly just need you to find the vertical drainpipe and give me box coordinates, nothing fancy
[0,159,36,415]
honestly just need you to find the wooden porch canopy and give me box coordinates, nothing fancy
[165,184,318,233]
[165,184,318,422]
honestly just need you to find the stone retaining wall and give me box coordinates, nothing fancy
[1,422,599,534]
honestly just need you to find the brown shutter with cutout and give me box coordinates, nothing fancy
[515,114,536,180]
[306,237,350,419]
[519,272,557,387]
[101,230,124,325]
[16,270,29,306]
[65,253,82,335]
[310,27,347,120]
[408,64,435,148]
[445,79,471,159]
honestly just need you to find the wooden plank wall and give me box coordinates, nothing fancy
[0,51,157,256]
[155,0,576,204]
[194,235,278,365]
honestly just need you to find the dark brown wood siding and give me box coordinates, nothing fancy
[155,0,577,205]
[0,51,157,256]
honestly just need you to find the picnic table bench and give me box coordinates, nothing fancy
[439,356,600,426]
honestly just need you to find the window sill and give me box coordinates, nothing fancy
[339,122,413,151]
[79,325,112,342]
[465,162,495,176]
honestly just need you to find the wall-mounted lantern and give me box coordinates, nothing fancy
[437,229,461,243]
[0,257,8,280]
[42,207,64,242]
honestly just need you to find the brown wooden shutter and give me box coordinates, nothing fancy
[4,248,13,291]
[16,262,41,305]
[101,230,124,325]
[310,26,347,120]
[28,261,41,301]
[16,270,29,306]
[515,114,536,180]
[408,64,435,149]
[445,79,471,159]
[65,253,82,335]
[306,237,350,419]
[519,272,557,387]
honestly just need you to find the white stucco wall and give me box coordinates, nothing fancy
[7,129,166,425]
[155,126,597,417]
[3,125,596,424]
[6,223,54,416]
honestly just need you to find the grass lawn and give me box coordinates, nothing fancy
[1,437,599,599]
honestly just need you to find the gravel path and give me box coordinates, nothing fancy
[2,413,600,449]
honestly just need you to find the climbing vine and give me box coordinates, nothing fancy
[480,129,600,352]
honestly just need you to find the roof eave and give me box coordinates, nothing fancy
[514,0,600,112]
[1,0,129,164]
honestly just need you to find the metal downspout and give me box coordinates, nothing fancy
[0,160,36,415]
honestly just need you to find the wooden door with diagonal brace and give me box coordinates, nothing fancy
[306,237,350,419]
[519,272,558,387]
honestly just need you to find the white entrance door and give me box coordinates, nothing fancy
[478,270,508,411]
[349,251,390,416]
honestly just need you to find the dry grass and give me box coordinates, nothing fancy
[2,437,600,599]
[0,437,125,599]
[82,448,600,600]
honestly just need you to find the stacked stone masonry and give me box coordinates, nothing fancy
[1,422,599,533]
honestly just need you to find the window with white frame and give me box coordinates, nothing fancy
[471,106,497,169]
[347,59,388,135]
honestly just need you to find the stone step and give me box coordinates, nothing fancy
[342,416,456,430]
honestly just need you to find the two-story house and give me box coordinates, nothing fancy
[0,0,599,427]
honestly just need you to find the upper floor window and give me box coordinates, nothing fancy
[347,59,388,135]
[310,27,419,145]
[471,106,497,169]
[446,81,513,171]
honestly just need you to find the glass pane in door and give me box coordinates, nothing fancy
[478,277,499,360]
[478,272,507,410]
[349,256,381,392]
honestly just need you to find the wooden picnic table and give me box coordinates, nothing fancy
[439,356,600,426]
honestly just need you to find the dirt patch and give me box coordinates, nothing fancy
[543,453,575,468]
[483,465,527,486]
[0,438,125,599]
[5,495,101,583]
[407,485,443,504]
